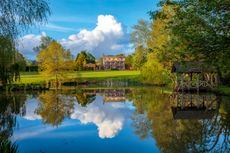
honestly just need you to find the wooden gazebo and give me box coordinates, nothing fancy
[172,62,218,92]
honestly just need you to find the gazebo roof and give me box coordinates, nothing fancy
[172,61,216,73]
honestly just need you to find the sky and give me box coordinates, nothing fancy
[17,0,159,59]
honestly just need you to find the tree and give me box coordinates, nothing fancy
[132,46,148,70]
[130,19,151,48]
[37,41,74,82]
[0,0,50,85]
[125,54,134,69]
[0,37,26,85]
[148,4,182,68]
[151,0,230,84]
[75,51,96,70]
[141,53,171,85]
[0,0,50,39]
[33,35,53,53]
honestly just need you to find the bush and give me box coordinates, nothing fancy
[141,54,171,85]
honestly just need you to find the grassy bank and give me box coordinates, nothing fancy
[18,71,141,84]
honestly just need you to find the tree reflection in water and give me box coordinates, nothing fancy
[0,88,229,153]
[130,88,230,153]
[37,91,75,126]
[75,89,96,107]
[0,92,27,153]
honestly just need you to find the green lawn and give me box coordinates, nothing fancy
[18,70,141,84]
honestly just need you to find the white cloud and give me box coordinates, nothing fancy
[61,15,129,57]
[16,32,46,59]
[20,95,133,139]
[17,15,130,59]
[71,96,132,138]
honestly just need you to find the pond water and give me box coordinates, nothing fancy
[0,88,229,153]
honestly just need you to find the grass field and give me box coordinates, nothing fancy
[18,70,141,84]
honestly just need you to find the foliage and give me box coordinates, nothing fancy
[148,0,230,84]
[130,88,230,153]
[141,53,171,85]
[37,41,74,81]
[0,140,19,153]
[168,0,230,84]
[140,4,178,85]
[130,19,151,48]
[132,46,148,70]
[33,35,53,53]
[125,54,134,69]
[0,0,50,85]
[75,51,96,70]
[0,0,50,39]
[0,37,26,85]
[37,91,74,126]
[148,4,185,68]
[141,0,229,85]
[75,91,96,107]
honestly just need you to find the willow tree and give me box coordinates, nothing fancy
[0,0,50,85]
[0,0,50,38]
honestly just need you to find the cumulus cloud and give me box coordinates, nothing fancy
[17,15,130,59]
[61,15,129,57]
[71,96,132,138]
[16,32,46,59]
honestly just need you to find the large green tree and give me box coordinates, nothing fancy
[152,0,230,84]
[33,35,53,53]
[132,46,148,70]
[75,51,96,70]
[37,41,74,82]
[130,19,151,48]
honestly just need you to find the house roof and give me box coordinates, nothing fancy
[103,54,125,58]
[84,63,96,67]
[172,61,216,73]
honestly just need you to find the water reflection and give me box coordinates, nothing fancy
[171,93,219,119]
[37,91,75,126]
[0,88,229,153]
[130,89,230,153]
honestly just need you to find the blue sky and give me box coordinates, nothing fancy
[18,0,159,59]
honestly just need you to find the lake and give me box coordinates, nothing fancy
[0,87,229,153]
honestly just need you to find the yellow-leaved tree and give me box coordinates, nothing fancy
[37,41,74,82]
